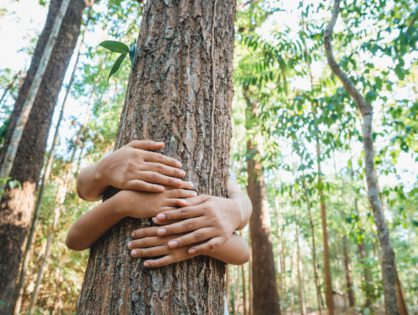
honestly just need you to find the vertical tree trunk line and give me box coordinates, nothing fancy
[324,1,400,314]
[0,1,85,313]
[342,236,355,307]
[77,1,235,314]
[315,139,334,314]
[12,13,91,314]
[302,178,323,312]
[295,222,306,315]
[244,89,281,315]
[0,0,71,178]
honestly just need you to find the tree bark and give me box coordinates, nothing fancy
[244,90,281,315]
[324,1,400,314]
[316,139,334,314]
[296,224,306,315]
[77,1,235,314]
[342,236,355,307]
[0,1,85,313]
[12,15,90,314]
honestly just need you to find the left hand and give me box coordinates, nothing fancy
[128,234,196,268]
[131,195,242,255]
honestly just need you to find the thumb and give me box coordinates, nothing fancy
[176,194,209,207]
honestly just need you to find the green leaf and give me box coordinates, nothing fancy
[99,40,129,54]
[108,53,127,81]
[129,42,136,69]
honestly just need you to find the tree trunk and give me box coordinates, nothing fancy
[303,179,323,312]
[0,1,85,313]
[315,140,334,315]
[12,15,90,314]
[296,224,306,315]
[77,1,235,314]
[244,90,281,315]
[240,231,247,315]
[342,236,355,307]
[324,1,400,314]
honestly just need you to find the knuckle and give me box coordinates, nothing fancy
[193,232,203,241]
[183,220,194,230]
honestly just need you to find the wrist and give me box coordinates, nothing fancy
[230,199,243,230]
[113,191,129,218]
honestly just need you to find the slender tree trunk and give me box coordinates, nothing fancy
[396,275,408,315]
[12,15,90,314]
[0,0,71,178]
[302,180,323,312]
[239,231,247,315]
[244,89,281,315]
[249,253,253,315]
[77,1,235,313]
[0,1,85,313]
[316,139,334,314]
[324,1,400,314]
[342,236,355,307]
[357,238,373,307]
[296,224,306,315]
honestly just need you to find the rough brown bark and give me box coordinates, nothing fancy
[77,1,235,314]
[324,1,400,314]
[342,236,355,307]
[302,179,323,312]
[0,1,85,313]
[315,139,334,315]
[244,90,281,315]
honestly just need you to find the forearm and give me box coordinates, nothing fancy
[66,196,124,251]
[228,178,252,230]
[204,234,249,265]
[77,164,107,201]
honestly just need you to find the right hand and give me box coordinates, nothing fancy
[95,140,191,192]
[115,188,197,219]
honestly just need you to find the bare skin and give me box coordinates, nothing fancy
[67,140,251,267]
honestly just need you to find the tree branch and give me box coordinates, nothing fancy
[323,0,372,117]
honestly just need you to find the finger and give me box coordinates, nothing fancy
[125,180,164,192]
[129,236,167,249]
[175,195,210,207]
[144,151,182,168]
[132,226,159,239]
[167,227,215,249]
[131,245,169,258]
[144,255,176,268]
[154,205,203,222]
[188,236,226,255]
[179,181,194,190]
[155,218,204,237]
[152,218,180,225]
[128,140,165,150]
[138,171,185,188]
[166,188,197,199]
[146,162,186,178]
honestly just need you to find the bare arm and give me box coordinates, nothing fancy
[227,177,252,230]
[66,188,196,251]
[129,233,249,267]
[77,140,190,201]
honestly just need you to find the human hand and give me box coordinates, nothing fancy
[128,234,196,268]
[95,140,190,192]
[131,195,243,255]
[115,188,197,219]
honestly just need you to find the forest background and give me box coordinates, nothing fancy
[0,0,416,314]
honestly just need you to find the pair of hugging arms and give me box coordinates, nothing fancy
[66,140,252,268]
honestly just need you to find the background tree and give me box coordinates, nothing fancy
[0,0,85,313]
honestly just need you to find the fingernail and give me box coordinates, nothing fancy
[152,217,159,223]
[157,214,166,220]
[157,228,167,235]
[188,248,196,254]
[191,191,197,196]
[128,242,132,249]
[168,240,178,248]
[188,181,194,188]
[131,232,136,238]
[131,250,137,256]
[144,261,150,267]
